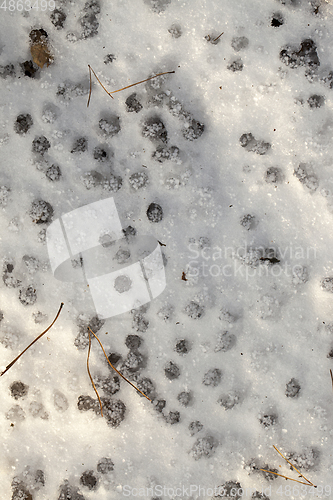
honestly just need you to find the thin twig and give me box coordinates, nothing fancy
[1,303,64,377]
[260,446,315,487]
[259,469,313,486]
[213,32,224,42]
[87,327,103,417]
[330,369,333,390]
[88,327,151,402]
[87,63,93,107]
[87,65,175,107]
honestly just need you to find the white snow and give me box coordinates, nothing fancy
[1,0,333,499]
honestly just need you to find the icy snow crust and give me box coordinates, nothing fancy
[1,0,333,499]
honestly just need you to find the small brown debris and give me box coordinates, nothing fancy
[30,29,53,69]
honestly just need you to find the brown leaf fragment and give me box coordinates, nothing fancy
[30,42,53,69]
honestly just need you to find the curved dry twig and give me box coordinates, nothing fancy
[1,302,64,377]
[88,327,151,402]
[87,328,103,417]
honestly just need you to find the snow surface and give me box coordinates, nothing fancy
[1,0,333,499]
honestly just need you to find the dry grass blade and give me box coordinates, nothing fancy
[88,327,151,402]
[87,65,175,107]
[260,445,316,487]
[1,303,64,377]
[87,327,103,417]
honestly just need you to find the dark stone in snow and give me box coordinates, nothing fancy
[97,457,114,474]
[125,334,142,350]
[46,164,61,181]
[125,93,143,113]
[147,202,163,222]
[240,133,271,155]
[185,301,204,319]
[259,414,277,428]
[50,9,66,29]
[164,361,180,380]
[21,60,38,78]
[217,481,243,499]
[57,481,86,500]
[265,166,284,184]
[202,368,222,387]
[218,391,242,410]
[104,54,116,64]
[189,420,203,436]
[214,331,237,352]
[177,391,192,407]
[280,39,320,69]
[285,378,301,398]
[14,114,33,135]
[32,136,51,155]
[191,436,217,460]
[174,339,190,355]
[0,63,15,78]
[231,36,249,52]
[182,119,205,140]
[11,482,33,500]
[99,116,121,137]
[80,470,98,491]
[321,277,333,292]
[227,59,244,72]
[29,200,54,224]
[19,285,37,306]
[294,164,318,192]
[142,117,168,143]
[71,137,88,153]
[271,13,284,27]
[165,410,180,424]
[93,146,108,161]
[307,94,325,108]
[10,381,29,400]
[154,399,166,412]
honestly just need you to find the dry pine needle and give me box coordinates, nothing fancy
[87,65,175,107]
[260,445,316,487]
[87,327,151,417]
[1,302,64,377]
